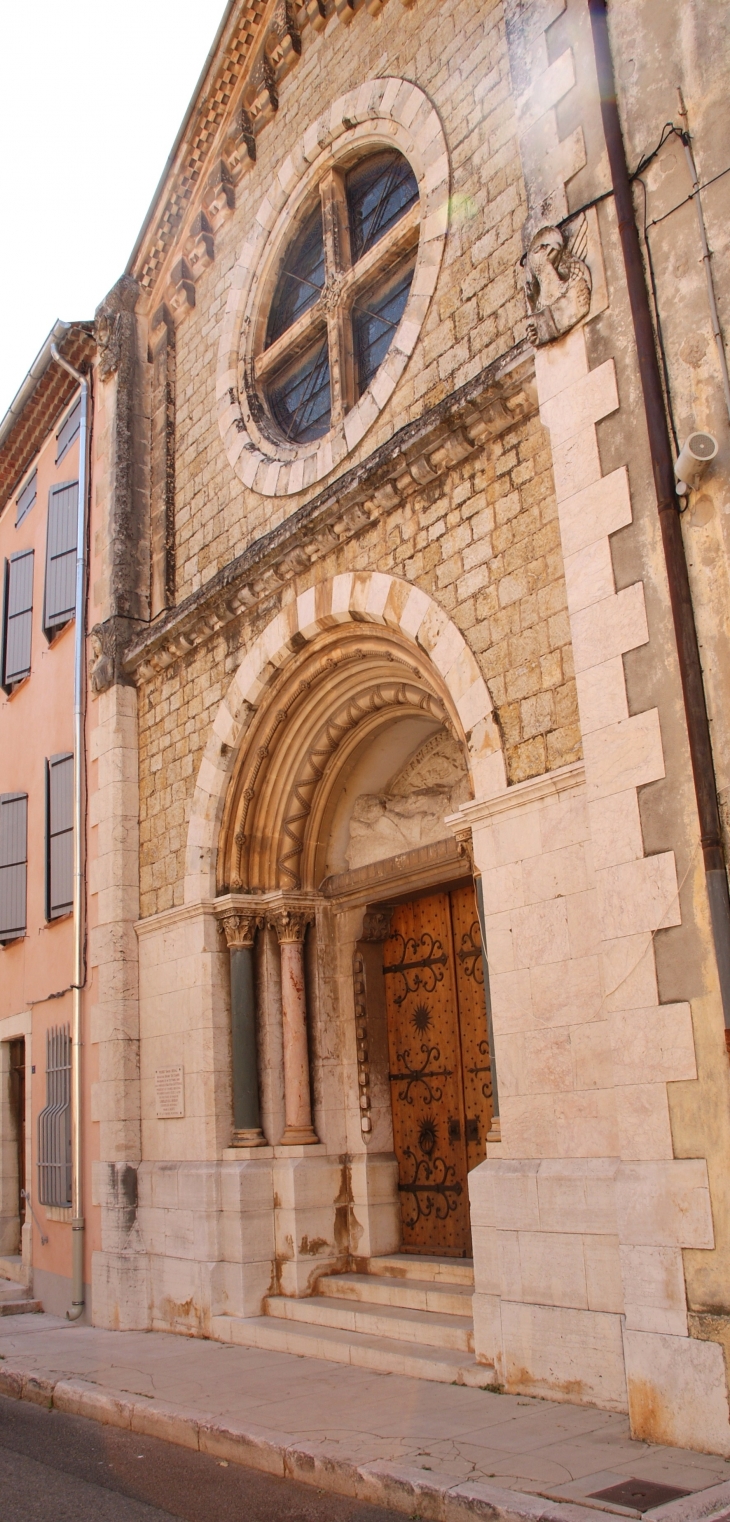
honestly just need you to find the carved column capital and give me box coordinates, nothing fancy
[360,906,395,944]
[454,826,475,876]
[220,910,262,950]
[270,905,313,944]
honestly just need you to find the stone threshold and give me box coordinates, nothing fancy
[2,1330,730,1522]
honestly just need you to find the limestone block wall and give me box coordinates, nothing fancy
[467,323,729,1455]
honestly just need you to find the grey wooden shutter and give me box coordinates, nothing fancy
[55,396,81,465]
[0,793,28,942]
[15,469,37,527]
[3,549,34,687]
[44,482,77,634]
[46,754,73,919]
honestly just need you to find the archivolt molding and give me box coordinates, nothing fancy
[216,77,449,497]
[185,571,507,905]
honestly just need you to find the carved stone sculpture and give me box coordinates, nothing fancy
[521,219,592,347]
[94,274,139,380]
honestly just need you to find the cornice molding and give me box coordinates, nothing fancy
[128,0,437,311]
[449,760,586,831]
[107,344,535,688]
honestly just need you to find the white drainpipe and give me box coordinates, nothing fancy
[50,344,90,1321]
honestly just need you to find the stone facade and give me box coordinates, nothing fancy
[72,0,730,1458]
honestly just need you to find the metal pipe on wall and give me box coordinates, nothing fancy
[587,0,730,1043]
[50,343,91,1318]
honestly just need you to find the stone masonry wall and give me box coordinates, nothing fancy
[166,0,528,598]
[137,408,579,919]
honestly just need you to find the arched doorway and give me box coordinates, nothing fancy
[214,609,494,1258]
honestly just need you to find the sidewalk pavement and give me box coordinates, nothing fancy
[2,1312,730,1522]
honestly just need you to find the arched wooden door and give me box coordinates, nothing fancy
[383,884,492,1256]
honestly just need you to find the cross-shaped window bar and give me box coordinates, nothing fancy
[256,151,420,444]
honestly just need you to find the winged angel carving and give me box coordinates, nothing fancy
[521,217,592,346]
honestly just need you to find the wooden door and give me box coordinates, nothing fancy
[383,885,493,1256]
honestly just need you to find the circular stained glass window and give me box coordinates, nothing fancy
[256,150,420,445]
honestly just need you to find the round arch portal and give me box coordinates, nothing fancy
[184,571,506,905]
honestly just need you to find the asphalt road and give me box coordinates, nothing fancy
[0,1393,407,1522]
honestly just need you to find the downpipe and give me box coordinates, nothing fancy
[51,344,90,1319]
[588,1,730,1046]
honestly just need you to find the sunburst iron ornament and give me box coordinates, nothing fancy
[411,1002,432,1034]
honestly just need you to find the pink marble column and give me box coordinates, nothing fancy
[272,907,318,1145]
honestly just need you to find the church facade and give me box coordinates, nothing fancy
[7,0,730,1457]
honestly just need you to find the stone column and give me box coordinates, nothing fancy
[221,911,266,1147]
[271,907,318,1146]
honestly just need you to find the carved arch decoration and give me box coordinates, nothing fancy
[216,78,449,498]
[184,571,507,904]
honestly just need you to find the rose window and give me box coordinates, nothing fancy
[256,151,420,444]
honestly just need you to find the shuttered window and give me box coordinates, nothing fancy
[55,396,81,465]
[46,754,73,920]
[15,469,37,527]
[37,1026,72,1207]
[0,793,27,943]
[44,481,77,636]
[2,550,34,690]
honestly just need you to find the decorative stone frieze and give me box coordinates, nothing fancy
[183,212,215,278]
[166,259,195,324]
[202,161,236,231]
[132,0,438,303]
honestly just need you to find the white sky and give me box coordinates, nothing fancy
[0,1,228,417]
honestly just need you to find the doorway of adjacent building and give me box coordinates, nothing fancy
[383,884,492,1256]
[8,1039,26,1253]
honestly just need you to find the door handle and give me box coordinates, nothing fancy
[448,1117,461,1142]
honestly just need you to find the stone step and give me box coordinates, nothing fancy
[364,1253,474,1287]
[264,1293,474,1352]
[211,1313,494,1387]
[318,1271,473,1319]
[0,1255,28,1287]
[0,1278,41,1316]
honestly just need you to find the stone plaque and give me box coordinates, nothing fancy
[155,1065,184,1119]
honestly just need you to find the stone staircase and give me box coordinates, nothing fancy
[0,1262,41,1316]
[212,1254,496,1387]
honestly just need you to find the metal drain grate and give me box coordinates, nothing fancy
[589,1479,692,1513]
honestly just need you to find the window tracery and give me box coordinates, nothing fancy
[258,150,419,444]
[217,78,450,497]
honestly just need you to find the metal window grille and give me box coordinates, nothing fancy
[46,754,73,920]
[55,397,81,465]
[15,469,37,528]
[0,793,27,942]
[2,549,34,689]
[44,482,77,635]
[37,1026,72,1208]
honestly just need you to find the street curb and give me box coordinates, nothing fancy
[1,1360,730,1522]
